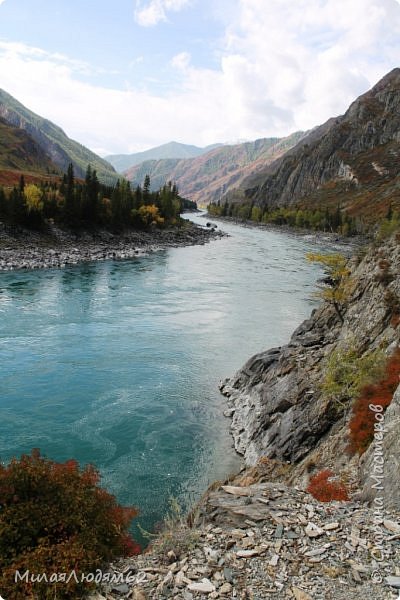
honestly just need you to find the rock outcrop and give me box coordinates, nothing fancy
[220,234,400,500]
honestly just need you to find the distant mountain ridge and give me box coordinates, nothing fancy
[106,141,222,172]
[0,89,118,184]
[124,133,306,205]
[225,68,400,222]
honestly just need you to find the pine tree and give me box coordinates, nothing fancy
[81,165,99,224]
[64,163,76,225]
[9,186,26,225]
[143,175,151,205]
[0,186,7,219]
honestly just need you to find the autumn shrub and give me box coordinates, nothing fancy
[0,449,140,599]
[306,469,350,502]
[348,348,400,455]
[135,204,164,228]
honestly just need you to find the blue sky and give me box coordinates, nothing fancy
[0,0,224,91]
[0,0,399,155]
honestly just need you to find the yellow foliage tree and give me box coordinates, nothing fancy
[137,204,164,228]
[306,252,351,322]
[24,184,44,213]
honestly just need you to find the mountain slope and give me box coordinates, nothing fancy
[227,68,400,223]
[0,117,57,172]
[0,89,118,184]
[125,132,306,205]
[106,141,222,172]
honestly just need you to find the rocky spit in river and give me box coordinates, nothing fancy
[0,220,224,271]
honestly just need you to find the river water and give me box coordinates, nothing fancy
[0,215,328,537]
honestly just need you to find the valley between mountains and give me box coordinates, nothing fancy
[0,69,400,600]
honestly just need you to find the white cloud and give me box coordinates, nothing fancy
[0,0,399,155]
[0,41,113,76]
[171,51,191,70]
[134,0,191,27]
[214,0,400,133]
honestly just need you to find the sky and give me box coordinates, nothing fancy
[0,0,399,156]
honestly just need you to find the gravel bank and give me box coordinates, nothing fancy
[0,222,225,272]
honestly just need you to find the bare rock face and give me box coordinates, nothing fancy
[220,303,341,465]
[220,236,400,483]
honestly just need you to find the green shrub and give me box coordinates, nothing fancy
[321,342,386,409]
[306,252,351,322]
[376,212,400,241]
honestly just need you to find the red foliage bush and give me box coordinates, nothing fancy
[0,449,140,599]
[348,348,400,455]
[306,469,350,502]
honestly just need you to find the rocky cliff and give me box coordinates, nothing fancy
[220,233,400,505]
[225,68,400,223]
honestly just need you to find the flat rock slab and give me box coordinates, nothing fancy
[187,578,215,593]
[221,485,253,496]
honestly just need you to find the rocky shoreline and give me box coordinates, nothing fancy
[0,221,225,272]
[202,213,365,254]
[89,478,400,600]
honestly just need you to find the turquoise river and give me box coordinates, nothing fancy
[0,215,332,539]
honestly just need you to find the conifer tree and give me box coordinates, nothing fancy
[64,163,76,224]
[143,174,151,205]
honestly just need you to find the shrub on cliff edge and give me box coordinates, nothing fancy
[0,449,140,599]
[348,348,400,455]
[306,469,350,502]
[321,342,385,409]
